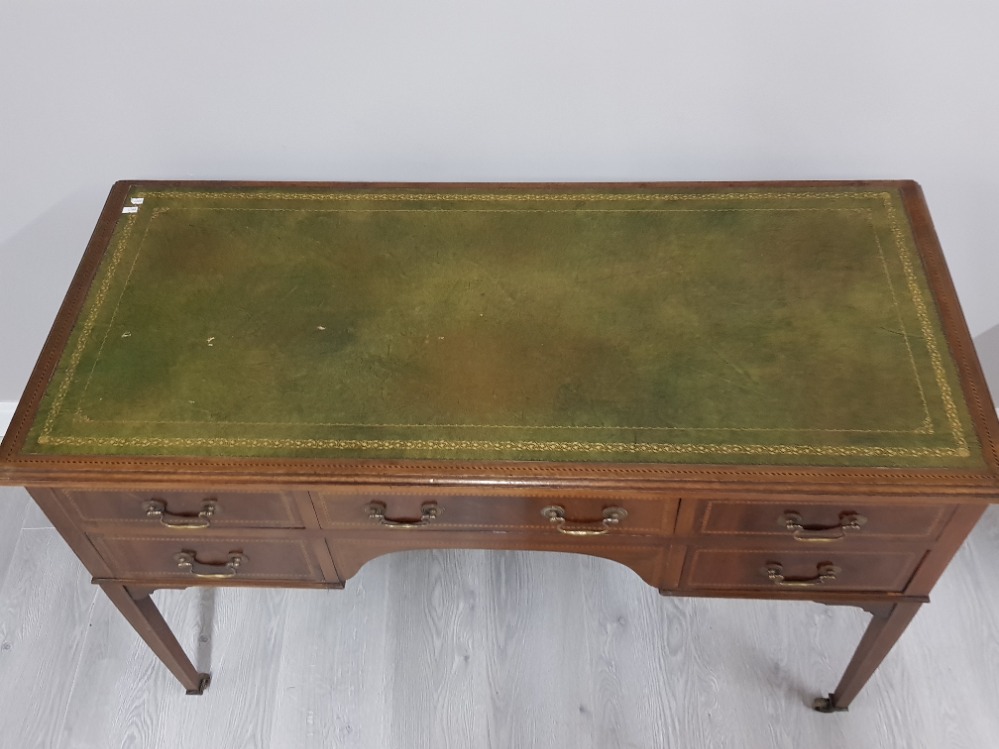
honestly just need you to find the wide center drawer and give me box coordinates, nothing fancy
[54,489,307,529]
[312,487,678,536]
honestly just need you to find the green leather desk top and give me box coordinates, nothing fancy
[8,182,996,472]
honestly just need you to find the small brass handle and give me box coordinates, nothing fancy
[541,505,628,536]
[144,499,216,529]
[174,550,243,579]
[366,501,441,528]
[779,511,867,542]
[763,562,841,587]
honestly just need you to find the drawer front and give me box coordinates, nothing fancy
[695,500,953,542]
[56,489,306,529]
[313,487,677,536]
[684,547,923,592]
[90,532,326,583]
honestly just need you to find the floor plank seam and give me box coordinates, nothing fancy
[0,526,54,612]
[256,592,293,749]
[0,500,31,595]
[55,584,102,745]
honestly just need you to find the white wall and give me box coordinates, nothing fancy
[2,0,998,402]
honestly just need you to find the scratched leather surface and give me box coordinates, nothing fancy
[23,185,984,467]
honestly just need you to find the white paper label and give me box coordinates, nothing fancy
[122,206,139,214]
[130,197,144,205]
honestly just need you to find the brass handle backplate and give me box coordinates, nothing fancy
[366,501,441,528]
[779,511,867,542]
[144,499,216,529]
[763,562,841,587]
[541,505,628,536]
[174,550,243,579]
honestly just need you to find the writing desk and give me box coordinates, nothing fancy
[2,181,997,710]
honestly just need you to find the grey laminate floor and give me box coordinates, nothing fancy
[1,484,998,749]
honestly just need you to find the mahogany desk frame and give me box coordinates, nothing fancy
[2,180,997,712]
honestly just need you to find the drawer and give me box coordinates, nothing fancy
[313,487,677,536]
[89,532,328,583]
[694,499,953,542]
[683,547,923,592]
[55,489,307,529]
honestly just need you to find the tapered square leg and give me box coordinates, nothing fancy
[815,601,922,712]
[100,583,210,694]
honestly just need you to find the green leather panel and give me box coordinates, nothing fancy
[24,185,984,467]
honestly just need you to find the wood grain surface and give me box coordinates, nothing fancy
[3,485,999,748]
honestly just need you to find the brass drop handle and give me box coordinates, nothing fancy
[174,550,243,579]
[779,511,866,542]
[144,499,216,529]
[541,505,628,536]
[366,501,441,528]
[763,562,840,587]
